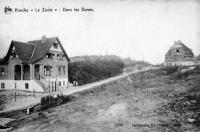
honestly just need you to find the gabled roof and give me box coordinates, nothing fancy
[0,36,70,64]
[13,41,35,60]
[165,49,172,56]
[0,41,35,64]
[165,41,193,56]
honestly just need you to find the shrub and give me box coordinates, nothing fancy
[41,96,49,110]
[174,67,200,79]
[62,95,74,103]
[160,67,178,75]
[68,58,124,85]
[56,97,63,106]
[40,95,76,110]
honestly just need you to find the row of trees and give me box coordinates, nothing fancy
[68,56,124,85]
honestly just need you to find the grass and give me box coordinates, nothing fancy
[5,67,200,132]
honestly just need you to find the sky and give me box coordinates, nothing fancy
[0,0,200,64]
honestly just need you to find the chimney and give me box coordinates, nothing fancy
[177,40,181,44]
[174,41,177,45]
[41,35,47,43]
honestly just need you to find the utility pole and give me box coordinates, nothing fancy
[142,53,144,65]
[106,50,108,56]
[55,75,57,91]
[49,72,51,94]
[15,83,16,101]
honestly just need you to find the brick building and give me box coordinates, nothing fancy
[0,36,70,92]
[164,40,195,66]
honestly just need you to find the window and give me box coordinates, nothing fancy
[58,67,61,75]
[57,54,63,60]
[1,83,5,89]
[44,66,52,76]
[10,52,18,59]
[14,65,21,80]
[63,67,66,75]
[176,49,180,53]
[58,81,61,86]
[46,53,54,59]
[53,41,58,49]
[23,65,30,80]
[0,68,5,76]
[25,83,29,89]
[51,81,55,92]
[58,66,65,76]
[63,81,65,86]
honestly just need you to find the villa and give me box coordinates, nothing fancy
[0,36,70,93]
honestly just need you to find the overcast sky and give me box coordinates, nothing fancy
[0,0,200,64]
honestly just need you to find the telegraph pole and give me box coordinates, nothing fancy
[15,83,16,101]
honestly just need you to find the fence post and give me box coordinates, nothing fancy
[33,89,35,96]
[27,108,30,114]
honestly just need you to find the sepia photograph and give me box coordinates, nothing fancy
[0,0,200,131]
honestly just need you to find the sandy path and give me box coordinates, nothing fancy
[60,67,153,95]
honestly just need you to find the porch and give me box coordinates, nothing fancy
[14,64,59,92]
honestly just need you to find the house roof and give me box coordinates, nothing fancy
[196,55,200,61]
[165,41,194,56]
[0,58,5,65]
[0,36,70,64]
[13,41,35,60]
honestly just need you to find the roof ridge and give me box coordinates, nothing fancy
[28,36,58,42]
[12,40,36,45]
[180,42,193,52]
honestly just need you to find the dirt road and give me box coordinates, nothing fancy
[60,67,153,95]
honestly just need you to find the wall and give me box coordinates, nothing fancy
[164,61,195,66]
[0,80,44,92]
[33,50,69,89]
[0,58,23,80]
[0,65,8,80]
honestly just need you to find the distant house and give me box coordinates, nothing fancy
[164,40,195,66]
[0,36,70,93]
[195,55,200,66]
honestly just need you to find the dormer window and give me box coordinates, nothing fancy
[46,53,54,59]
[53,41,58,49]
[10,51,18,59]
